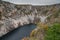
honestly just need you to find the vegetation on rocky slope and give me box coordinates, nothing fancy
[22,23,60,40]
[45,23,60,40]
[0,0,60,39]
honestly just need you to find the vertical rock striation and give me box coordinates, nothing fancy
[0,1,60,37]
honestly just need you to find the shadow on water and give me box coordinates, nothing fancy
[0,24,36,40]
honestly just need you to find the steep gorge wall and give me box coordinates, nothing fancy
[0,1,60,37]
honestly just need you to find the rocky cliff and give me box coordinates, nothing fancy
[0,1,60,37]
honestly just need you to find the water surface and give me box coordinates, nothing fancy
[0,24,36,40]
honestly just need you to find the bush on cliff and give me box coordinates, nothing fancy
[45,23,60,40]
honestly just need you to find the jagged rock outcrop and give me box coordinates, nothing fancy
[0,1,60,37]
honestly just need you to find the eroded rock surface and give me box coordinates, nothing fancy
[0,1,60,37]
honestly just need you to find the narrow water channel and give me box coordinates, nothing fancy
[0,24,36,40]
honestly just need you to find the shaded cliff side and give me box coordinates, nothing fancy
[0,1,60,37]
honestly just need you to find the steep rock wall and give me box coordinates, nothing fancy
[0,1,60,36]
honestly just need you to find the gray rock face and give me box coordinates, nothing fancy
[0,1,60,37]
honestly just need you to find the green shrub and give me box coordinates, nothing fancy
[45,23,60,40]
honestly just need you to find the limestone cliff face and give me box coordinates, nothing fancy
[0,1,60,36]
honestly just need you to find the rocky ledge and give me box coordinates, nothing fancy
[0,1,60,37]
